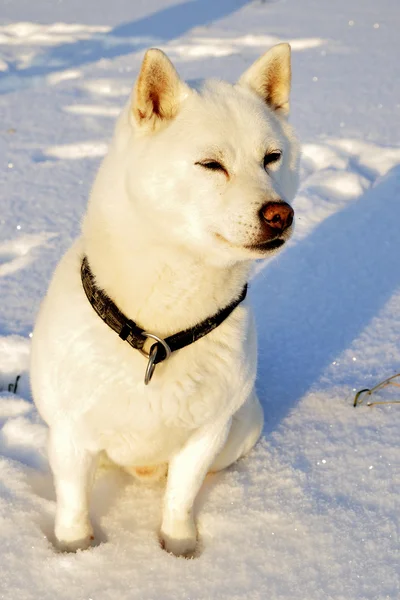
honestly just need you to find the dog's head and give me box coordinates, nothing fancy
[120,46,300,265]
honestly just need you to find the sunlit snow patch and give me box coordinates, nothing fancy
[165,35,325,60]
[63,104,121,117]
[42,141,108,160]
[0,233,56,278]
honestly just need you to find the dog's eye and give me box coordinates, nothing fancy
[263,152,282,169]
[196,160,227,174]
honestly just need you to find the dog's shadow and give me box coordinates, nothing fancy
[252,164,400,432]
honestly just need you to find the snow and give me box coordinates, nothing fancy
[0,0,399,598]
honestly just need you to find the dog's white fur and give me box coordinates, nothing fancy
[31,45,300,556]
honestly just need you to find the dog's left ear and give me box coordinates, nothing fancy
[132,49,189,131]
[239,43,291,116]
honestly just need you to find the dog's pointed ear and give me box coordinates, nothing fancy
[238,43,291,116]
[132,49,189,130]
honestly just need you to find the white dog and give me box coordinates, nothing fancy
[30,44,300,557]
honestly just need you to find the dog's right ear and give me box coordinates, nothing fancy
[132,49,189,131]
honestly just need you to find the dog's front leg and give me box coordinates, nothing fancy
[48,428,98,552]
[160,416,232,557]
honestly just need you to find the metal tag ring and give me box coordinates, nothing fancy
[140,333,172,385]
[144,345,158,385]
[138,333,172,361]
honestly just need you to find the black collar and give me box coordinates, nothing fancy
[81,256,247,384]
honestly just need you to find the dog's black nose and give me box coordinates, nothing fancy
[260,201,294,233]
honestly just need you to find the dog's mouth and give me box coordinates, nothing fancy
[244,238,285,252]
[215,233,286,254]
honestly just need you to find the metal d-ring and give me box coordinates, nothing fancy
[139,333,172,360]
[139,333,172,385]
[144,344,158,385]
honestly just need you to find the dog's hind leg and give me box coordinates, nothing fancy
[48,426,99,552]
[210,391,264,473]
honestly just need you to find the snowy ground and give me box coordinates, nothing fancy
[0,0,399,598]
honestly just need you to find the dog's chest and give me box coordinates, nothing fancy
[84,345,247,465]
[89,334,246,425]
[76,278,253,437]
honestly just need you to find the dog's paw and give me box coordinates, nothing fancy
[159,516,197,558]
[55,520,94,553]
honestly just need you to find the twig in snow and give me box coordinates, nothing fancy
[353,373,400,407]
[7,375,20,394]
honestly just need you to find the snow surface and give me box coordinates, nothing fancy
[0,0,399,598]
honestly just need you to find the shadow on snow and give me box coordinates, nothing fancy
[252,164,400,433]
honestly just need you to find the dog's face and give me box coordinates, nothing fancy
[123,46,300,265]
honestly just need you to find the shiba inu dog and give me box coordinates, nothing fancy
[30,44,300,557]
